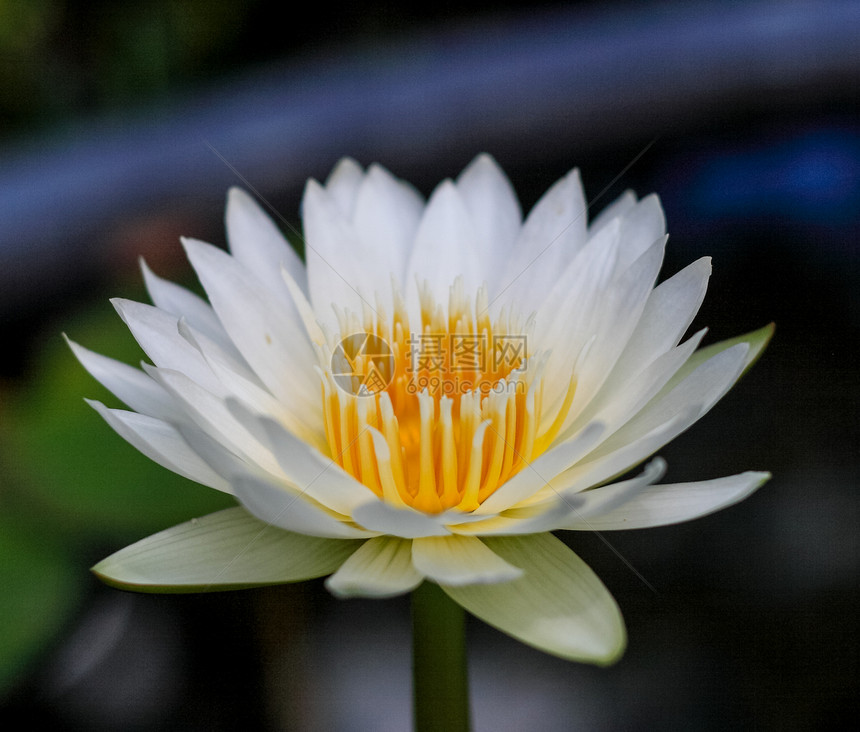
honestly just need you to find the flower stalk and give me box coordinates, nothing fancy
[412,581,471,732]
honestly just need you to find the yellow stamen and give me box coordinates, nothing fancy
[321,279,577,514]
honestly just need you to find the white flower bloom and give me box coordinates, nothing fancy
[71,155,771,664]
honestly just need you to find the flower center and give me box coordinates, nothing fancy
[320,280,577,514]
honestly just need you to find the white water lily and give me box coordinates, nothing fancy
[71,155,770,665]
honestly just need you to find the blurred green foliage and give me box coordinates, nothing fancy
[0,0,271,134]
[0,294,234,694]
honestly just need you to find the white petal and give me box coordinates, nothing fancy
[499,167,587,311]
[523,457,667,517]
[659,322,774,393]
[411,535,522,585]
[578,330,706,437]
[442,534,625,664]
[140,259,234,351]
[615,194,666,272]
[456,154,521,282]
[67,336,180,421]
[590,343,749,462]
[175,419,251,482]
[86,400,232,493]
[566,234,667,420]
[609,257,712,385]
[324,157,365,218]
[93,507,360,591]
[148,367,282,476]
[554,342,750,495]
[534,220,620,407]
[351,500,451,538]
[228,405,377,515]
[302,179,371,324]
[352,163,423,295]
[182,237,319,417]
[225,187,307,298]
[588,190,637,234]
[552,406,698,497]
[111,298,224,395]
[404,179,481,305]
[325,536,422,598]
[446,500,579,536]
[281,264,328,346]
[563,471,770,530]
[232,473,377,539]
[176,319,327,453]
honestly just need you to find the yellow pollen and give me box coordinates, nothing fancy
[321,280,577,514]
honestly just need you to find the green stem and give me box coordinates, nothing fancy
[411,581,471,732]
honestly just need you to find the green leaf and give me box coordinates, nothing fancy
[92,507,362,593]
[442,533,626,665]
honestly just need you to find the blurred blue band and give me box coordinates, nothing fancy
[0,0,857,313]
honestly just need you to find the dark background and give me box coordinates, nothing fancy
[0,1,857,729]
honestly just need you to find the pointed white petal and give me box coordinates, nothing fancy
[140,259,233,350]
[659,323,774,393]
[499,167,587,310]
[324,157,365,218]
[227,404,376,515]
[524,457,666,517]
[86,400,232,493]
[590,342,749,462]
[93,507,360,592]
[67,336,181,421]
[465,459,666,533]
[608,257,712,386]
[567,235,667,420]
[111,298,223,395]
[588,190,637,234]
[579,330,705,437]
[447,500,579,536]
[404,179,480,304]
[351,500,451,538]
[232,473,377,539]
[281,264,328,346]
[554,341,750,494]
[148,367,283,476]
[534,220,620,406]
[442,534,625,664]
[412,535,522,585]
[225,187,307,298]
[302,179,370,324]
[563,471,770,530]
[456,154,521,276]
[615,194,666,272]
[182,237,319,417]
[325,536,422,598]
[175,419,249,483]
[352,163,423,294]
[176,320,326,453]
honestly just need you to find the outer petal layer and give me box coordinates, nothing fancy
[441,533,626,664]
[325,536,423,598]
[562,471,770,530]
[92,508,361,592]
[411,535,522,585]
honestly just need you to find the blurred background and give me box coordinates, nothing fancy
[0,0,857,729]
